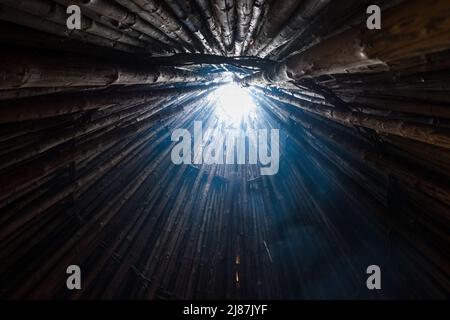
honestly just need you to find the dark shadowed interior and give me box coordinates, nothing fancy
[0,0,449,299]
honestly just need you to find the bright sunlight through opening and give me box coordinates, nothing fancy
[214,83,256,125]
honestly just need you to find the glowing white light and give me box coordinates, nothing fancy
[214,83,256,124]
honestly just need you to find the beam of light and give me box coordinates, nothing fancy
[213,83,257,125]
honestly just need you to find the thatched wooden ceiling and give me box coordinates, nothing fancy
[0,0,449,299]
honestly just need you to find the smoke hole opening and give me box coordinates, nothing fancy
[213,83,257,125]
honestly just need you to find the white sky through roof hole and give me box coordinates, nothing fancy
[214,83,256,124]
